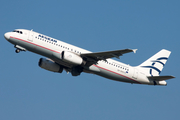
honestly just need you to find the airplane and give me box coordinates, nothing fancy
[4,29,175,86]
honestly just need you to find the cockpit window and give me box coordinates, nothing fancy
[12,30,23,34]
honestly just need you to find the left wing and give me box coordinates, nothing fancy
[81,49,137,63]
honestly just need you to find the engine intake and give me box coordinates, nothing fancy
[38,58,63,73]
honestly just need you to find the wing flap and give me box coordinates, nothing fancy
[148,76,175,81]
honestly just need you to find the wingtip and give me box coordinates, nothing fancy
[133,49,138,53]
[171,76,176,79]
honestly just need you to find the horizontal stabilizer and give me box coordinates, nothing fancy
[148,76,175,81]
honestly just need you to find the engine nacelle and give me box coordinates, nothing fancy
[38,58,63,73]
[62,51,84,65]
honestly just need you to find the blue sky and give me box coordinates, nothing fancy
[0,0,179,120]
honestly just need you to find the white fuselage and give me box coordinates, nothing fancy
[4,29,167,85]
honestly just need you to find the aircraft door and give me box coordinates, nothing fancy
[28,30,34,42]
[133,68,138,79]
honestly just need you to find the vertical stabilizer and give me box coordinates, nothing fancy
[137,49,171,76]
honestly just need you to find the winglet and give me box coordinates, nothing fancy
[133,49,138,53]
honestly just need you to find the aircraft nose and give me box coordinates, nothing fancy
[4,32,10,40]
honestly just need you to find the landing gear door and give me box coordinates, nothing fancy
[28,30,34,42]
[133,68,138,79]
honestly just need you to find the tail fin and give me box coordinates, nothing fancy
[137,49,171,76]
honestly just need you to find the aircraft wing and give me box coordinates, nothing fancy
[81,49,137,63]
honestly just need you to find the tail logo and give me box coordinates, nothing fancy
[141,57,168,76]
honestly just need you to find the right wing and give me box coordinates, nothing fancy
[81,49,137,64]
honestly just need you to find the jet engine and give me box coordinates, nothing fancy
[38,58,63,73]
[61,51,85,65]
